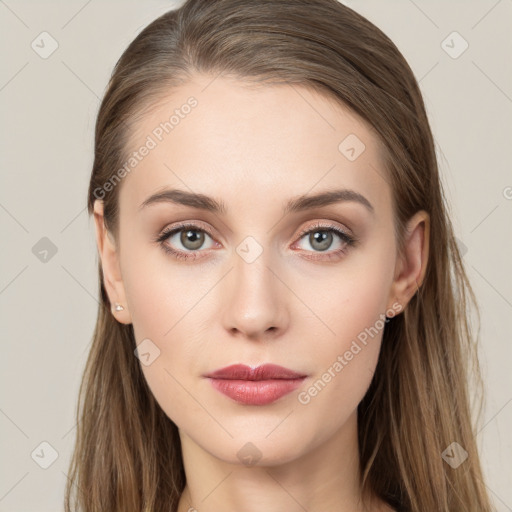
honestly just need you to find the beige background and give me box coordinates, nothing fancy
[1,0,511,510]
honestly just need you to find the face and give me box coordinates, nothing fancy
[95,74,416,467]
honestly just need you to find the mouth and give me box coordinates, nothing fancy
[204,364,307,406]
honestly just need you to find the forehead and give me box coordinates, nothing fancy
[119,74,390,219]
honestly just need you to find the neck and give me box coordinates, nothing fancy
[176,410,384,512]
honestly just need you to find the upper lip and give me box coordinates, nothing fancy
[205,364,306,380]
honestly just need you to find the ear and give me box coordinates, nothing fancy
[387,210,430,313]
[93,200,132,325]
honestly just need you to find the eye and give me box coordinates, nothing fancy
[292,222,357,261]
[154,221,357,262]
[154,223,217,261]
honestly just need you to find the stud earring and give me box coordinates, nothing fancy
[114,302,124,311]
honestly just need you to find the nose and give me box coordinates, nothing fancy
[220,246,290,341]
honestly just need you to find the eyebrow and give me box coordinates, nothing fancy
[138,188,374,215]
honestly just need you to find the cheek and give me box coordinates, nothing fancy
[298,240,395,413]
[120,244,215,423]
[311,290,386,401]
[295,290,388,439]
[121,236,202,339]
[318,244,395,354]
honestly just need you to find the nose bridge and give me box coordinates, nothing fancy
[221,234,288,337]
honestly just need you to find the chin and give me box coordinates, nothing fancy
[183,426,313,468]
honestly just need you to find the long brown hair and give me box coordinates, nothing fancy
[65,1,494,510]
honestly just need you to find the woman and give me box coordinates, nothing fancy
[65,0,494,510]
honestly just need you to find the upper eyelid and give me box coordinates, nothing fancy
[296,221,352,238]
[161,220,215,236]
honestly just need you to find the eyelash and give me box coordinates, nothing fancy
[153,221,358,262]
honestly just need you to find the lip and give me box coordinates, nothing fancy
[205,364,307,405]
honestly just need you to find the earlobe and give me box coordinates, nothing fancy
[93,200,132,325]
[387,210,430,312]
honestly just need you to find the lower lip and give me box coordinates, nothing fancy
[208,378,305,405]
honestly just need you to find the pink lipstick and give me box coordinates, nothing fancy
[205,363,306,405]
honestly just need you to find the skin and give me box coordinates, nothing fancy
[93,73,429,512]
